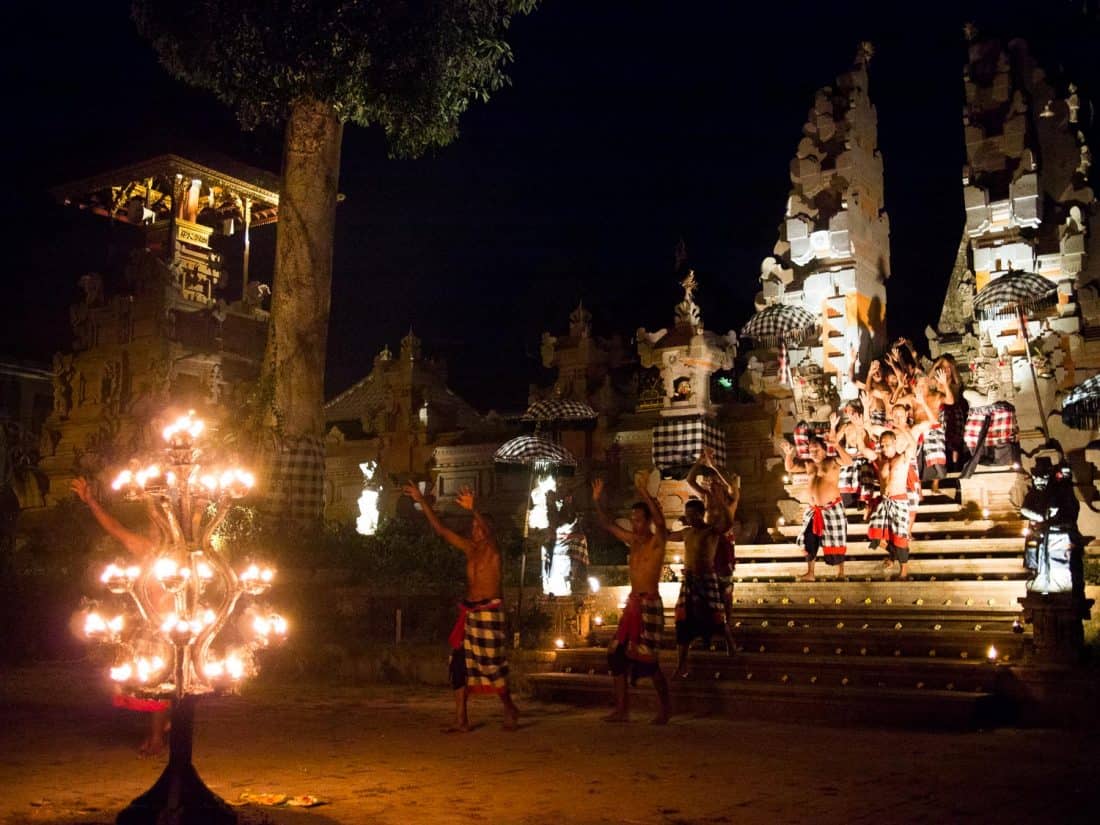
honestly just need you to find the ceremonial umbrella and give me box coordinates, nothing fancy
[741,303,819,385]
[493,436,578,645]
[520,398,598,423]
[1059,373,1100,430]
[973,271,1058,441]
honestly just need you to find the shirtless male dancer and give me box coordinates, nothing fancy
[592,472,671,724]
[686,447,739,655]
[867,431,919,580]
[71,477,170,756]
[780,434,853,580]
[668,497,725,678]
[404,483,519,731]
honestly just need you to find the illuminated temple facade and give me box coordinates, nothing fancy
[38,155,279,501]
[928,32,1100,454]
[748,43,891,425]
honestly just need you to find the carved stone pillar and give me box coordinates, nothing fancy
[1017,592,1094,664]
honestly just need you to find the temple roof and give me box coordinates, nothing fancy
[52,153,280,226]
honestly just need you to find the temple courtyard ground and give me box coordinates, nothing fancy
[1,662,1098,825]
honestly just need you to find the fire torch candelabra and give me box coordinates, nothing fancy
[79,412,286,825]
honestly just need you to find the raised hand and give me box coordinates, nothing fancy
[776,438,794,456]
[829,411,840,432]
[402,482,425,503]
[633,468,652,493]
[591,477,605,501]
[70,477,93,504]
[454,487,476,511]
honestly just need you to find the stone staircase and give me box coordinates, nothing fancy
[527,472,1046,728]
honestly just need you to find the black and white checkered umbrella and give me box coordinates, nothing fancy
[740,304,819,347]
[1060,373,1100,430]
[520,398,598,423]
[973,271,1057,320]
[493,435,577,467]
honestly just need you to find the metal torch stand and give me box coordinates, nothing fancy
[116,695,236,825]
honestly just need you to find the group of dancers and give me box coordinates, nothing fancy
[783,340,968,581]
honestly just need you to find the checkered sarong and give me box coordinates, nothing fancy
[797,497,847,557]
[921,424,947,466]
[839,448,876,501]
[794,421,838,459]
[675,571,726,641]
[964,402,1019,452]
[450,599,509,694]
[262,434,325,524]
[652,416,726,472]
[562,530,589,565]
[610,592,663,665]
[868,495,910,548]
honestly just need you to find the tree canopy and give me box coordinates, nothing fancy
[132,0,537,156]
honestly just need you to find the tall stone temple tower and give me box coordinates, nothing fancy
[39,155,280,500]
[928,29,1100,454]
[752,43,890,419]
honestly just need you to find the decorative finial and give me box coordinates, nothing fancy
[674,270,702,328]
[856,41,874,65]
[963,22,978,42]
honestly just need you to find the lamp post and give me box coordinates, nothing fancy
[79,411,285,825]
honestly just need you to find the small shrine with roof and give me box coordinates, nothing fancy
[38,154,280,499]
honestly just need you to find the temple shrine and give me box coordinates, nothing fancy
[38,155,279,499]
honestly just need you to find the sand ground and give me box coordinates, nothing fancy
[1,662,1097,825]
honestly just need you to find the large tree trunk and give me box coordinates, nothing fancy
[262,98,344,524]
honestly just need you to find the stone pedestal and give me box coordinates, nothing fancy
[1017,592,1094,664]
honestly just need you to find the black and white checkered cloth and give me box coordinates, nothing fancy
[521,398,598,423]
[462,600,509,693]
[262,434,325,524]
[797,498,848,556]
[494,435,577,467]
[652,416,726,472]
[868,495,911,548]
[740,304,819,348]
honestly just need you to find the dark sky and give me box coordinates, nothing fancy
[4,1,1100,411]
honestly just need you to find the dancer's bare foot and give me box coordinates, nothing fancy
[603,710,629,723]
[797,572,816,582]
[674,667,691,679]
[138,736,166,758]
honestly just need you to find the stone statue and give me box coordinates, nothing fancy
[52,353,74,418]
[1067,83,1080,125]
[243,281,271,315]
[674,270,702,328]
[1078,144,1092,177]
[540,332,558,368]
[568,301,592,339]
[78,272,104,307]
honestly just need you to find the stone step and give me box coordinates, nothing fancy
[729,537,1025,559]
[732,557,1028,580]
[546,647,1011,691]
[526,672,1001,729]
[775,518,1010,539]
[844,501,963,519]
[725,579,1026,607]
[587,621,1027,655]
[724,605,1021,629]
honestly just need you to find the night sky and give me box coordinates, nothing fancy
[4,1,1100,411]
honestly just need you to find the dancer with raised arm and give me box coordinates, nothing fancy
[591,471,671,724]
[404,482,519,732]
[71,477,170,756]
[780,433,852,581]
